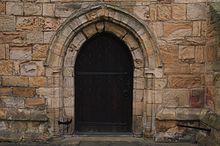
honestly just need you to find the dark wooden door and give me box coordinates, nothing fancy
[75,32,133,133]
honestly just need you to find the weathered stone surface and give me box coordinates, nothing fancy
[179,46,195,61]
[0,32,25,44]
[0,44,6,59]
[0,88,12,96]
[13,87,35,97]
[172,4,186,20]
[163,22,192,37]
[6,2,23,15]
[20,61,45,76]
[157,5,171,20]
[10,46,32,60]
[164,63,190,74]
[1,97,24,108]
[7,108,30,121]
[187,3,207,20]
[160,45,178,63]
[133,5,149,20]
[0,108,6,120]
[2,76,29,87]
[193,21,202,36]
[30,110,48,121]
[190,64,205,73]
[190,88,204,108]
[24,3,42,16]
[168,75,203,88]
[0,2,5,14]
[0,60,13,75]
[155,78,167,89]
[55,3,81,18]
[150,4,157,21]
[44,31,55,43]
[16,17,44,31]
[162,89,190,107]
[25,98,45,107]
[151,22,163,37]
[43,3,55,17]
[105,22,127,39]
[26,31,43,44]
[29,77,47,87]
[32,44,48,60]
[43,18,60,31]
[0,16,15,31]
[195,46,204,63]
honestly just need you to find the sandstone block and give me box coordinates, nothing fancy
[193,21,202,36]
[13,87,35,97]
[160,45,178,63]
[1,97,24,108]
[0,2,5,14]
[163,22,192,37]
[195,46,204,63]
[43,3,55,17]
[0,108,6,120]
[26,31,43,44]
[24,3,42,16]
[179,46,195,61]
[168,75,203,88]
[55,3,80,18]
[184,36,206,45]
[6,2,23,15]
[0,44,6,59]
[187,3,207,20]
[43,18,60,31]
[0,16,15,31]
[162,89,190,107]
[33,44,48,60]
[43,31,55,43]
[155,78,167,89]
[10,46,32,60]
[16,17,44,31]
[30,110,48,121]
[174,0,207,3]
[151,22,163,37]
[20,61,45,76]
[105,22,127,39]
[29,77,47,87]
[0,60,13,75]
[157,5,171,20]
[190,88,204,108]
[172,4,186,20]
[0,32,25,44]
[25,98,45,107]
[190,64,205,73]
[150,4,157,21]
[164,63,190,74]
[133,5,149,20]
[0,88,12,96]
[2,76,29,87]
[7,108,30,121]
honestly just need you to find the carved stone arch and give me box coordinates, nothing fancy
[45,3,162,136]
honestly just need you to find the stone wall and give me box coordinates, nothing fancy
[0,0,218,142]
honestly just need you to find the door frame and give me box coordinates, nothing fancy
[74,32,134,133]
[45,4,162,136]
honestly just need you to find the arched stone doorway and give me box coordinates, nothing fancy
[45,4,162,136]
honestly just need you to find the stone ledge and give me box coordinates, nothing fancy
[156,107,208,121]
